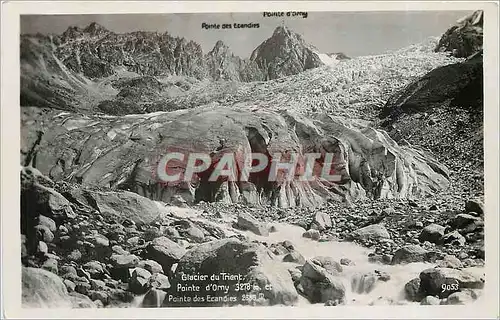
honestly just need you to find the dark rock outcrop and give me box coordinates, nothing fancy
[435,11,483,58]
[380,52,483,122]
[419,267,484,298]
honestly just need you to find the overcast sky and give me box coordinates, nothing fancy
[21,11,471,57]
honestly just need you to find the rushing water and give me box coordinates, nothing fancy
[241,223,485,307]
[129,222,484,308]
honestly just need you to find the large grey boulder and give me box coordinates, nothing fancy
[22,267,75,308]
[419,267,484,298]
[299,257,345,304]
[351,224,390,241]
[391,245,428,264]
[165,238,298,307]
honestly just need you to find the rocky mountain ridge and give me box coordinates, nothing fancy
[23,23,339,83]
[21,23,347,112]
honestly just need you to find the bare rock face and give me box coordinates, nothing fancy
[205,41,264,82]
[250,26,324,80]
[55,24,207,79]
[21,104,449,208]
[435,10,483,58]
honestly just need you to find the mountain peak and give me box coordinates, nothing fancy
[213,40,228,50]
[83,22,109,36]
[208,40,232,57]
[250,25,323,80]
[272,25,292,36]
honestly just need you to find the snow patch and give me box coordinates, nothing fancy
[316,52,340,66]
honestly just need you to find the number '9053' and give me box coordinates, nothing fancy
[441,282,459,293]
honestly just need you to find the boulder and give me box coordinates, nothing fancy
[90,233,110,247]
[236,212,269,236]
[42,258,58,274]
[351,224,390,241]
[441,289,478,305]
[465,198,484,216]
[173,220,206,242]
[144,237,186,274]
[82,261,105,279]
[302,257,343,279]
[25,183,76,222]
[302,229,320,241]
[436,255,463,269]
[22,267,72,308]
[110,254,140,269]
[311,212,333,231]
[87,290,109,305]
[299,257,345,304]
[90,279,106,291]
[283,251,306,265]
[165,238,298,306]
[404,278,424,302]
[340,258,354,266]
[391,245,428,264]
[138,260,164,274]
[141,288,167,308]
[419,224,445,244]
[420,295,441,305]
[441,231,466,246]
[449,214,482,229]
[38,215,57,232]
[419,267,484,298]
[148,273,171,290]
[74,281,91,295]
[76,189,167,225]
[67,249,82,261]
[63,279,76,292]
[128,268,152,294]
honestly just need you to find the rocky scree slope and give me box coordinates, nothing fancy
[20,166,484,308]
[22,105,449,208]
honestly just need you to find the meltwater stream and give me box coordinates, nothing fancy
[131,221,484,307]
[240,223,485,307]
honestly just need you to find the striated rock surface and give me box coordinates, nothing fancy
[22,105,449,208]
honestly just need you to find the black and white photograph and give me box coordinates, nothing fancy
[1,1,499,318]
